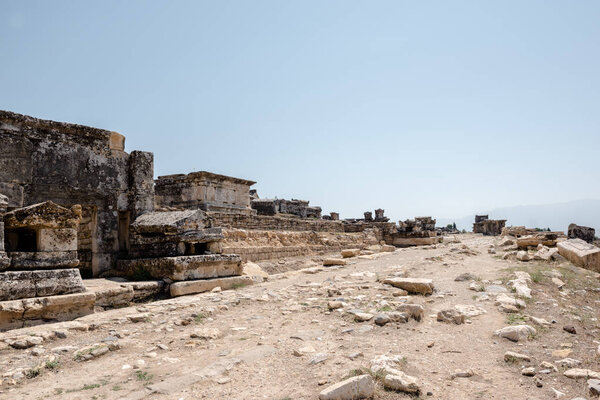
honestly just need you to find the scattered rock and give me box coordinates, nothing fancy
[516,251,530,262]
[564,368,600,380]
[383,372,420,394]
[374,314,390,326]
[504,351,531,362]
[318,374,374,400]
[382,277,434,295]
[354,313,374,322]
[323,259,347,267]
[454,304,486,317]
[341,249,361,258]
[454,273,478,282]
[563,325,576,334]
[522,367,536,376]
[437,309,465,325]
[494,325,536,342]
[396,304,424,321]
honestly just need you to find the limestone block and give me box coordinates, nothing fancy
[558,239,600,272]
[0,269,85,301]
[37,228,77,252]
[118,254,242,281]
[170,276,254,297]
[0,292,95,331]
[318,374,374,400]
[341,249,361,258]
[323,258,347,266]
[382,278,434,295]
[121,281,165,301]
[84,279,135,307]
[7,251,79,269]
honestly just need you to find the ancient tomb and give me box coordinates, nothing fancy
[117,209,249,297]
[0,110,154,277]
[473,215,506,236]
[155,171,256,214]
[0,200,94,331]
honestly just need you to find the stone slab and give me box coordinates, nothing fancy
[558,239,600,272]
[118,254,242,281]
[38,228,77,252]
[382,277,434,295]
[5,251,79,270]
[392,237,442,247]
[0,269,85,301]
[0,292,95,331]
[170,276,254,297]
[84,279,135,307]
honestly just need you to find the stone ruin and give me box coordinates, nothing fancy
[0,110,446,331]
[251,197,322,219]
[391,216,441,247]
[568,223,595,243]
[473,215,506,236]
[0,200,95,330]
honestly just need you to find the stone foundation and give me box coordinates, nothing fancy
[0,269,85,301]
[0,292,95,331]
[170,275,254,297]
[117,254,242,281]
[215,229,379,262]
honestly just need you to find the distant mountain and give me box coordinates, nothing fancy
[438,199,600,234]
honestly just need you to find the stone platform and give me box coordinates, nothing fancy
[391,237,442,247]
[0,269,85,301]
[0,292,95,331]
[118,254,242,281]
[170,275,254,297]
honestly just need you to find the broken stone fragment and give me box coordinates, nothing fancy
[323,258,347,267]
[395,304,424,321]
[340,249,361,258]
[504,351,531,362]
[382,277,434,295]
[494,325,536,342]
[436,309,465,324]
[564,368,600,380]
[516,251,530,262]
[318,374,374,400]
[383,372,420,394]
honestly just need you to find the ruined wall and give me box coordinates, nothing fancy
[0,111,154,276]
[155,171,255,213]
[215,229,379,262]
[207,212,345,233]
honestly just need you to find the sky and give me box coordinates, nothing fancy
[2,1,599,223]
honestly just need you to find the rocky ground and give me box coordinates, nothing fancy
[2,234,600,400]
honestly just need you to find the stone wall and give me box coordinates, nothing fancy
[0,110,154,276]
[207,212,345,233]
[215,228,379,262]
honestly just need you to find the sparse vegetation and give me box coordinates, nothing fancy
[505,314,526,325]
[194,313,207,323]
[135,370,152,382]
[45,360,60,370]
[231,282,248,290]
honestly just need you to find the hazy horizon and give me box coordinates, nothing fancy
[2,1,600,222]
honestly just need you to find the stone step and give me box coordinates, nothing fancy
[0,269,85,301]
[0,292,95,332]
[170,276,254,297]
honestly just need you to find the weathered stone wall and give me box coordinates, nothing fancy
[0,110,154,276]
[207,211,345,232]
[215,228,379,262]
[155,171,255,213]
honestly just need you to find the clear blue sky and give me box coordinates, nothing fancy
[2,1,599,222]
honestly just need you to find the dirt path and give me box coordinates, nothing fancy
[1,234,598,400]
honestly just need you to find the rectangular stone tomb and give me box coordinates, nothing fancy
[557,239,600,272]
[170,275,254,297]
[0,292,95,331]
[0,269,85,301]
[118,254,243,281]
